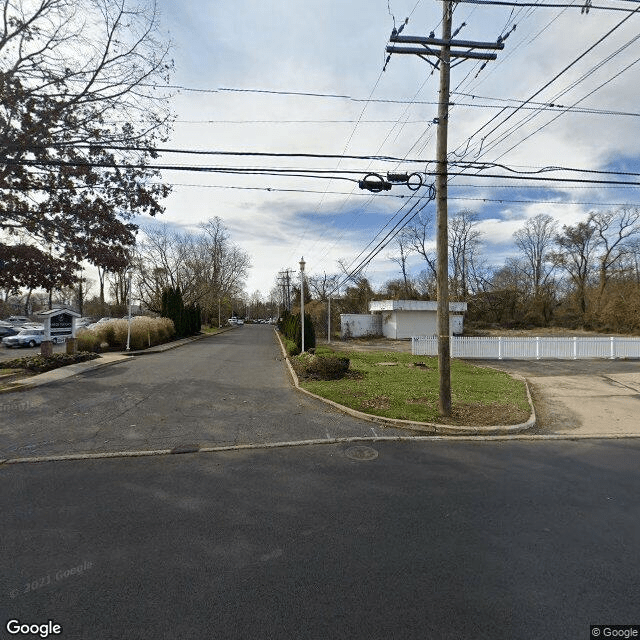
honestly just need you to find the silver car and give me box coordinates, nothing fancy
[2,328,46,348]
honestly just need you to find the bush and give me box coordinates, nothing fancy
[282,336,300,356]
[279,310,315,353]
[292,354,350,381]
[3,352,99,373]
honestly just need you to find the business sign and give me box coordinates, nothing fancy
[51,313,73,330]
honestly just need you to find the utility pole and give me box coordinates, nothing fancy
[436,0,453,417]
[299,257,306,352]
[386,2,503,416]
[285,270,292,311]
[277,269,295,312]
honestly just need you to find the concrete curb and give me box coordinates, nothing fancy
[273,329,537,436]
[0,327,235,393]
[2,432,639,466]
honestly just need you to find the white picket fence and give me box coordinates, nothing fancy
[411,335,640,360]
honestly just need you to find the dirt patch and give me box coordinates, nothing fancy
[440,403,531,426]
[360,395,392,410]
[406,398,529,426]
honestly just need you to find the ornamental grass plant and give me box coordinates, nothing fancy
[77,317,175,352]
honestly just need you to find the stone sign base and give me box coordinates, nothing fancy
[66,338,78,355]
[41,341,53,357]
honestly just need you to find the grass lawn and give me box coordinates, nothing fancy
[299,348,531,426]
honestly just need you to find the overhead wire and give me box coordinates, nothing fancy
[451,2,640,158]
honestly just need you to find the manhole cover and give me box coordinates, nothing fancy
[345,445,379,461]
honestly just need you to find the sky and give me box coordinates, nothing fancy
[139,0,640,296]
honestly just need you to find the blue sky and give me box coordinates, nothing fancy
[144,0,640,295]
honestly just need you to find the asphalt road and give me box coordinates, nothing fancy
[2,439,639,639]
[0,325,410,459]
[0,342,67,363]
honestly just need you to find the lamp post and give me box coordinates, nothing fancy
[126,269,133,351]
[299,257,306,353]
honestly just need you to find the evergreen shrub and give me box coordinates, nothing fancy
[293,354,350,380]
[278,310,315,353]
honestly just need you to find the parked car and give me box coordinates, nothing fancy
[86,317,113,330]
[3,315,30,325]
[0,325,19,339]
[2,327,46,348]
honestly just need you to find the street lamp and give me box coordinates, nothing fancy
[126,268,133,351]
[299,257,306,353]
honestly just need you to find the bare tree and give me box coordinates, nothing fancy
[589,207,640,301]
[405,211,437,282]
[307,272,340,301]
[448,209,483,300]
[513,214,559,297]
[386,230,414,294]
[553,221,598,316]
[134,219,251,321]
[414,269,436,299]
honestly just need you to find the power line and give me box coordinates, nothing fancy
[451,3,640,157]
[449,196,640,205]
[451,0,640,10]
[11,153,640,181]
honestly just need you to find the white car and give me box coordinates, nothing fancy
[3,315,30,325]
[2,328,46,348]
[87,317,113,330]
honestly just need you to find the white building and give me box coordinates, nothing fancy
[340,300,467,340]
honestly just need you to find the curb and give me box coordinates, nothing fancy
[2,432,639,466]
[273,329,537,436]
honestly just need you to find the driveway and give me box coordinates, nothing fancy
[0,326,411,460]
[470,359,640,436]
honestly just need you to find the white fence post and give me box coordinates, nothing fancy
[610,336,615,360]
[536,336,540,360]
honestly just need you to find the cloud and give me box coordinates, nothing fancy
[149,0,640,295]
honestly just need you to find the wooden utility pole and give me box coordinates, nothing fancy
[386,3,503,416]
[435,0,453,416]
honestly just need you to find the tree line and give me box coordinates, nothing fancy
[281,206,640,337]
